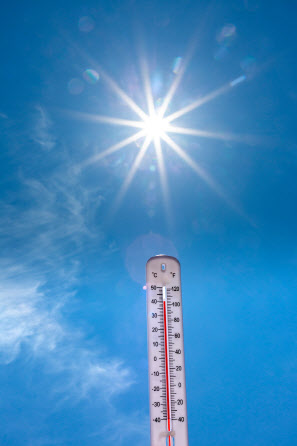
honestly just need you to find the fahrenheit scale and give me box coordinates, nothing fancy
[146,255,189,446]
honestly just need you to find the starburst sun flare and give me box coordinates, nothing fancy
[72,58,249,217]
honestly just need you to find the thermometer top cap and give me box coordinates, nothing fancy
[146,254,180,265]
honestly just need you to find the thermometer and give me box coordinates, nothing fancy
[146,255,189,446]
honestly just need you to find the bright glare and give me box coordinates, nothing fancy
[76,58,249,217]
[143,113,169,140]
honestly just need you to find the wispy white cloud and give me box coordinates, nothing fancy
[0,118,131,402]
[0,274,133,401]
[0,280,63,364]
[91,410,149,444]
[0,167,104,274]
[32,105,56,150]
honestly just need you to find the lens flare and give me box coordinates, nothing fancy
[70,54,255,220]
[83,69,100,84]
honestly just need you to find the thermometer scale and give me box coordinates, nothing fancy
[146,255,189,446]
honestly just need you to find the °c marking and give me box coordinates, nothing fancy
[152,272,157,278]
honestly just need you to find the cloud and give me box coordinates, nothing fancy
[32,105,56,150]
[0,280,63,364]
[0,168,104,275]
[90,410,149,444]
[0,126,131,401]
[0,275,133,400]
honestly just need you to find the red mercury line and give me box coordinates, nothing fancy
[163,286,172,446]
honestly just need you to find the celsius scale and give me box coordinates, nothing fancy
[146,255,189,446]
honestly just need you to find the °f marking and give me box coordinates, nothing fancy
[163,286,172,446]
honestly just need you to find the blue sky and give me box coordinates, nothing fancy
[1,1,297,445]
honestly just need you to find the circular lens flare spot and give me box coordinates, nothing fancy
[78,16,95,32]
[83,69,100,84]
[68,78,84,95]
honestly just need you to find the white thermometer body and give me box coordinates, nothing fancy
[146,255,189,446]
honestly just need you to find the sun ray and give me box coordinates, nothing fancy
[154,136,171,225]
[111,135,152,212]
[100,69,148,121]
[65,110,144,129]
[167,125,260,144]
[161,133,221,192]
[69,42,148,121]
[166,82,232,123]
[80,129,146,169]
[159,57,188,119]
[161,133,245,215]
[140,57,155,117]
[158,3,217,119]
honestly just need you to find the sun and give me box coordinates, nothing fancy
[72,57,249,217]
[143,112,169,140]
